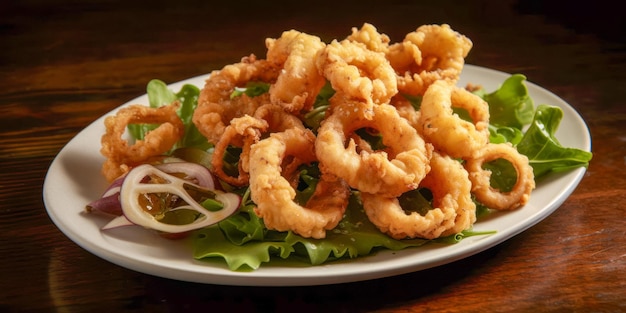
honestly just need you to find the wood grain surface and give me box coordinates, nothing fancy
[1,0,624,312]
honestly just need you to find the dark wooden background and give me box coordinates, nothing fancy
[1,0,624,312]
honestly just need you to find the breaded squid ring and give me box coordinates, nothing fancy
[386,24,472,96]
[210,115,266,187]
[316,39,398,110]
[362,152,476,240]
[465,143,535,210]
[418,80,490,159]
[100,103,184,181]
[266,30,327,114]
[192,55,279,144]
[249,127,351,239]
[346,23,391,53]
[211,103,305,186]
[316,97,432,197]
[252,102,305,135]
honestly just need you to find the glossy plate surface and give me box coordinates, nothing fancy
[43,65,591,286]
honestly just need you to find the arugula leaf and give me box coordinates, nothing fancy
[481,158,518,192]
[481,74,535,129]
[488,124,524,145]
[193,193,430,270]
[516,104,592,178]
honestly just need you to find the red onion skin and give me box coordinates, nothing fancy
[87,162,216,216]
[89,162,239,237]
[86,175,125,215]
[86,193,122,216]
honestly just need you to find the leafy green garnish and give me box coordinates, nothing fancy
[193,192,492,271]
[476,75,592,180]
[488,124,524,145]
[403,94,423,110]
[516,104,593,178]
[480,74,535,129]
[481,158,517,192]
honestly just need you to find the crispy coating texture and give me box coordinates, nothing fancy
[266,30,327,114]
[192,55,279,145]
[315,97,432,197]
[346,23,391,53]
[210,103,305,186]
[362,152,475,239]
[418,80,490,159]
[465,143,536,210]
[100,103,184,181]
[249,127,350,239]
[387,24,472,96]
[317,39,398,111]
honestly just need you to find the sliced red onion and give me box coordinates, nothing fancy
[118,164,240,233]
[85,175,125,216]
[87,161,216,218]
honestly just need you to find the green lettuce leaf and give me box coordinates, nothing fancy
[193,192,493,271]
[193,226,295,271]
[516,104,593,178]
[488,124,524,145]
[481,74,535,129]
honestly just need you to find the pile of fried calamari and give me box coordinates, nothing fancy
[100,23,535,240]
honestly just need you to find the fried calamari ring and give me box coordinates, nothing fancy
[316,39,398,110]
[266,30,327,114]
[210,115,266,187]
[418,80,489,159]
[316,98,432,197]
[252,102,305,135]
[346,23,391,53]
[211,103,305,186]
[249,127,350,239]
[192,54,279,144]
[387,24,472,96]
[465,143,535,211]
[362,152,475,240]
[100,103,184,181]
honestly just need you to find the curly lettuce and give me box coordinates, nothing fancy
[193,192,492,271]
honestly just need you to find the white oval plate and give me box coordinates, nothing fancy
[43,65,591,286]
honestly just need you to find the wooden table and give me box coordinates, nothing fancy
[2,1,624,311]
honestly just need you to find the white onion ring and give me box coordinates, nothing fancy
[117,164,239,233]
[155,161,216,190]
